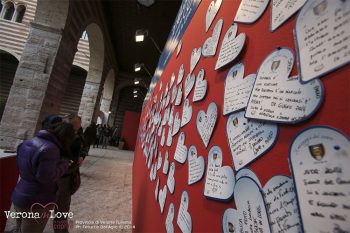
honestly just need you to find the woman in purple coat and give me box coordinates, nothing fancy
[11,115,75,233]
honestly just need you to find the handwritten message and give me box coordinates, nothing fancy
[188,145,205,185]
[271,0,307,31]
[174,132,188,164]
[196,102,218,148]
[234,0,269,24]
[177,191,192,233]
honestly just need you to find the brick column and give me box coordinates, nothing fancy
[0,22,66,149]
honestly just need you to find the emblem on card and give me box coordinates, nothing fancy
[309,143,325,161]
[313,0,327,16]
[271,60,280,72]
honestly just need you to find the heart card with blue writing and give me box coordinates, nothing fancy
[226,110,278,171]
[289,126,350,233]
[245,47,324,124]
[295,0,350,83]
[222,177,271,233]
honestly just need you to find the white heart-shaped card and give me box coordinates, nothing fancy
[177,64,184,85]
[192,69,207,103]
[234,0,269,24]
[187,145,205,185]
[157,152,162,170]
[215,24,246,70]
[155,177,160,201]
[184,73,195,99]
[165,203,175,233]
[171,85,178,104]
[159,185,167,214]
[271,0,307,31]
[174,132,188,164]
[176,41,182,58]
[175,84,183,106]
[170,73,175,88]
[160,129,165,147]
[263,175,301,233]
[223,63,256,115]
[166,125,173,147]
[205,0,222,32]
[167,162,176,194]
[222,177,270,233]
[245,48,324,123]
[190,47,202,74]
[181,99,192,127]
[295,0,350,83]
[196,102,218,148]
[172,112,181,136]
[162,151,169,175]
[177,191,192,233]
[204,146,235,201]
[289,126,350,233]
[203,18,223,57]
[236,167,261,187]
[168,105,174,126]
[226,110,278,171]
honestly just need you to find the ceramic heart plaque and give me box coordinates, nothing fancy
[289,126,350,233]
[177,191,192,233]
[159,185,167,214]
[215,24,246,70]
[166,125,173,147]
[295,0,350,82]
[165,203,175,233]
[246,48,324,123]
[172,112,181,136]
[187,145,205,185]
[163,151,169,174]
[181,99,192,127]
[270,0,307,31]
[263,175,301,233]
[234,0,270,24]
[190,47,201,74]
[174,132,188,164]
[196,102,218,148]
[205,0,222,32]
[167,162,176,194]
[204,146,235,201]
[223,63,256,115]
[226,110,278,171]
[184,73,195,99]
[175,85,183,106]
[177,64,184,85]
[192,69,207,103]
[203,18,223,57]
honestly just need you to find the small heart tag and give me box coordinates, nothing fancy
[176,40,182,58]
[166,125,173,147]
[159,185,167,214]
[204,146,235,201]
[167,162,176,194]
[157,152,162,170]
[190,47,202,74]
[175,85,183,106]
[168,105,174,126]
[160,130,165,147]
[174,132,188,164]
[172,112,181,136]
[165,203,175,233]
[196,102,218,148]
[205,0,222,32]
[234,0,269,24]
[155,177,160,201]
[192,69,207,103]
[170,73,175,88]
[171,85,178,104]
[184,73,195,99]
[181,99,192,127]
[162,151,169,175]
[187,145,205,185]
[203,18,223,57]
[177,191,192,233]
[177,64,184,85]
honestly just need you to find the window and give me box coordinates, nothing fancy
[3,2,14,20]
[14,4,25,23]
[81,31,89,40]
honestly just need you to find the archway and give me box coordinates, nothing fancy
[99,69,115,126]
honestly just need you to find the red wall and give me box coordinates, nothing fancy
[0,156,19,231]
[121,111,141,151]
[132,1,349,232]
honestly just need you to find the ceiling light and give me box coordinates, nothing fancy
[135,29,148,42]
[134,94,138,98]
[133,90,138,94]
[134,63,142,72]
[134,80,140,85]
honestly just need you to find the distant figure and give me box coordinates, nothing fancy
[12,115,75,233]
[84,122,96,151]
[93,124,102,148]
[102,125,111,149]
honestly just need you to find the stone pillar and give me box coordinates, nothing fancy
[0,22,65,149]
[78,81,102,128]
[100,97,112,125]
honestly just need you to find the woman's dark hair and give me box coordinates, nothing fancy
[51,122,76,157]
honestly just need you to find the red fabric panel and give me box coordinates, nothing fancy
[121,111,141,150]
[0,156,19,231]
[132,1,349,232]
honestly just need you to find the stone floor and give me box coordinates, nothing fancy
[5,147,134,233]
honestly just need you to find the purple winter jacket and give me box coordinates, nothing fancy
[12,130,69,209]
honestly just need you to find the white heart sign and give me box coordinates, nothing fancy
[174,132,188,164]
[165,203,175,233]
[176,41,182,58]
[223,63,256,115]
[203,18,223,57]
[289,126,350,233]
[226,110,278,171]
[177,64,184,85]
[167,162,176,194]
[205,0,222,32]
[166,125,173,147]
[192,69,207,102]
[187,145,205,185]
[159,185,167,214]
[175,84,183,106]
[204,146,235,201]
[172,112,181,136]
[295,0,350,82]
[190,47,201,74]
[177,191,192,233]
[157,152,162,170]
[246,48,324,123]
[181,99,192,127]
[170,73,175,88]
[236,168,261,187]
[162,151,169,175]
[215,24,246,70]
[184,73,195,99]
[168,105,174,126]
[155,177,160,201]
[171,85,178,104]
[160,129,165,147]
[271,0,307,31]
[234,0,269,24]
[196,102,218,148]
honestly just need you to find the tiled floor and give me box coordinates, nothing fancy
[5,147,134,233]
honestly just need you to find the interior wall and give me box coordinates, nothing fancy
[132,1,349,232]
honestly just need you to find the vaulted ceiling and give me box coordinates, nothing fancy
[102,0,181,83]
